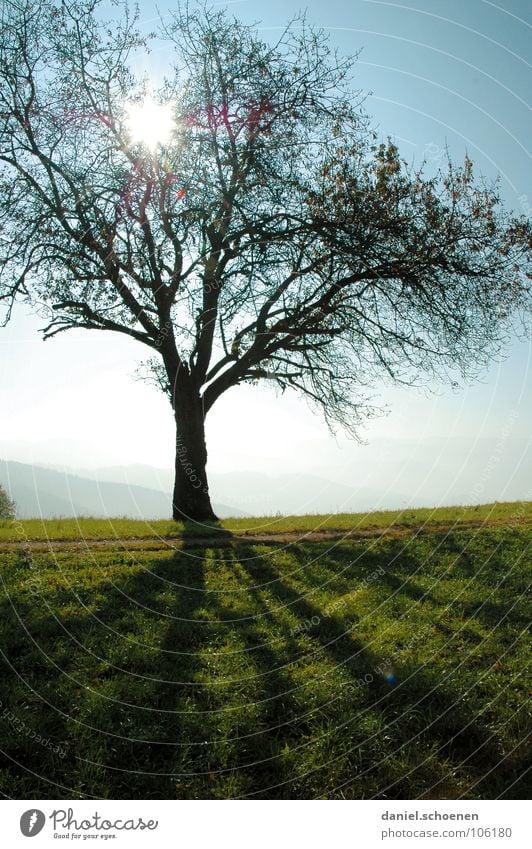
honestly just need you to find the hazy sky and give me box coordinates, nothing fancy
[1,0,530,509]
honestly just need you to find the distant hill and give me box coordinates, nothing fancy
[50,464,411,515]
[0,461,246,519]
[0,460,412,519]
[211,470,410,515]
[2,434,530,513]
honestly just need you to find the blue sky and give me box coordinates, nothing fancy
[1,0,530,509]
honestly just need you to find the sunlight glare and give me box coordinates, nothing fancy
[125,96,175,150]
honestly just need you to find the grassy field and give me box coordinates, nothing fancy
[1,499,531,541]
[0,502,530,799]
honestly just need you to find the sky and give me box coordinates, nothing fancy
[1,0,531,510]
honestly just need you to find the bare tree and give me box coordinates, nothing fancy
[1,0,530,521]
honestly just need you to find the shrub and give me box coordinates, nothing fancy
[0,485,15,520]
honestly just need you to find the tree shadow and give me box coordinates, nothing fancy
[72,540,218,798]
[0,539,528,799]
[235,542,526,799]
[180,520,233,541]
[0,545,215,797]
[236,543,382,676]
[376,537,530,631]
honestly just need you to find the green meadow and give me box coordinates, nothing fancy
[1,500,531,541]
[0,502,530,799]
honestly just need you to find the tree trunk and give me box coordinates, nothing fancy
[172,391,217,523]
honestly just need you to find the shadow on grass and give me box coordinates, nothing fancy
[0,538,529,799]
[236,543,529,799]
[180,520,233,541]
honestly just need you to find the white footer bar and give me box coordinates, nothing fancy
[1,799,528,848]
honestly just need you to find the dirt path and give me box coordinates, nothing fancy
[0,517,525,553]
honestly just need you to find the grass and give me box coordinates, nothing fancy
[1,499,531,541]
[0,503,530,799]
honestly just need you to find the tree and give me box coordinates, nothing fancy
[0,1,530,522]
[0,484,16,520]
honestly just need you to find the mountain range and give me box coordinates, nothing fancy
[0,460,411,519]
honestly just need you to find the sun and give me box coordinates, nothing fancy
[124,96,175,150]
